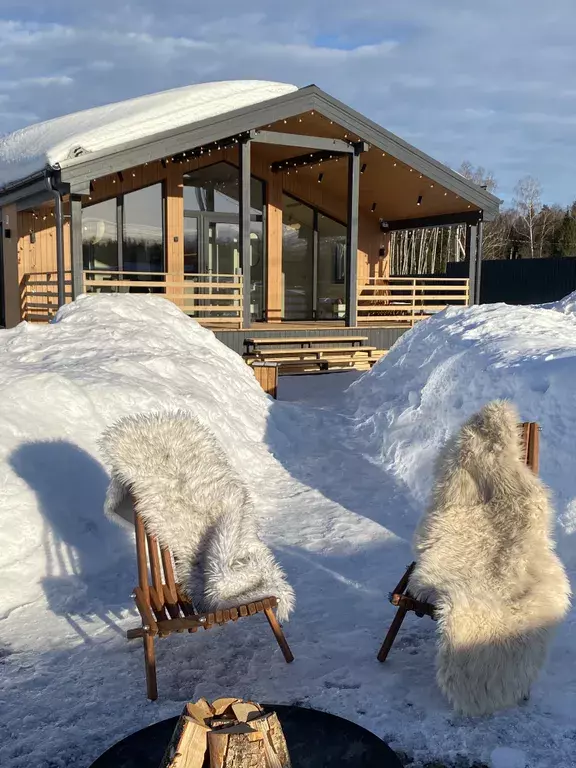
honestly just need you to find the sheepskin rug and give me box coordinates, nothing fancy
[409,400,570,716]
[100,410,294,621]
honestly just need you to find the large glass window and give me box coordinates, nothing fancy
[282,196,314,320]
[281,196,348,320]
[123,184,164,273]
[183,162,266,321]
[317,213,347,319]
[82,199,118,270]
[82,184,164,279]
[184,218,199,274]
[183,163,264,214]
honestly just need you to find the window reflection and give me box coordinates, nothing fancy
[317,213,347,319]
[183,163,263,214]
[82,199,118,270]
[123,184,164,274]
[282,196,314,320]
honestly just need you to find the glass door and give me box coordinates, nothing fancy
[206,220,240,276]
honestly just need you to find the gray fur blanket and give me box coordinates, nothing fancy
[99,411,294,621]
[409,400,570,716]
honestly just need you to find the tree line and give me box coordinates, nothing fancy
[390,163,576,275]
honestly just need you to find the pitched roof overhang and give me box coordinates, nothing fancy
[1,85,501,219]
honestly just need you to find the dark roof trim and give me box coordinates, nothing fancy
[0,173,51,208]
[381,211,483,231]
[56,85,500,215]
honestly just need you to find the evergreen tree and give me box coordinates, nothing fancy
[555,208,576,257]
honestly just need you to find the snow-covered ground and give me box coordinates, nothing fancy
[0,293,575,768]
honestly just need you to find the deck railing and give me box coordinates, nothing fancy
[20,271,73,322]
[357,276,470,326]
[20,271,468,330]
[82,271,244,328]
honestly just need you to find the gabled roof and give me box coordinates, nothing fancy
[0,81,500,217]
[0,80,297,190]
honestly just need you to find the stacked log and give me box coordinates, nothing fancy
[160,698,291,768]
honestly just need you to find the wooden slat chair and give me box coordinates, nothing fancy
[377,421,540,663]
[128,511,294,700]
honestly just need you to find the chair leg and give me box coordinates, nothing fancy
[377,606,408,662]
[143,633,158,700]
[264,607,294,663]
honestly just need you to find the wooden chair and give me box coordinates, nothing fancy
[377,421,540,663]
[128,511,294,700]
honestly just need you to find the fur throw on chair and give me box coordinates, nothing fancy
[409,400,570,716]
[100,411,295,621]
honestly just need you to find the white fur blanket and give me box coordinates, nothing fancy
[99,411,294,621]
[409,401,570,716]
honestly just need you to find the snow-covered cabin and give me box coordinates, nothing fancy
[0,80,499,355]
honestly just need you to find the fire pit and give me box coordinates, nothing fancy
[89,703,402,767]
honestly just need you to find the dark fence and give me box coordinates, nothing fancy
[447,258,576,305]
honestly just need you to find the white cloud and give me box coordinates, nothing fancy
[0,1,575,204]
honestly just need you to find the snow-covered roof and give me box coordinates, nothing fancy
[0,80,298,189]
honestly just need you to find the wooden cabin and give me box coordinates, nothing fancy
[0,81,499,369]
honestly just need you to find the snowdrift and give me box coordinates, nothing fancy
[349,295,576,566]
[0,294,271,618]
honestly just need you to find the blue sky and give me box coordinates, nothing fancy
[1,0,575,206]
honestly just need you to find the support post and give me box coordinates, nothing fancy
[1,204,20,327]
[466,224,478,306]
[239,137,252,329]
[70,196,84,299]
[345,144,361,327]
[54,192,65,307]
[475,221,483,304]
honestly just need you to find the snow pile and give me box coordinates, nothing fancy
[0,294,271,621]
[349,296,576,565]
[0,80,297,187]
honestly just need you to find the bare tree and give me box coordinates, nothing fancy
[513,176,543,258]
[458,161,498,194]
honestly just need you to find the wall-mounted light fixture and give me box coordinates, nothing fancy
[417,195,423,206]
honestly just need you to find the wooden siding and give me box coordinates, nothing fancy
[266,172,284,321]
